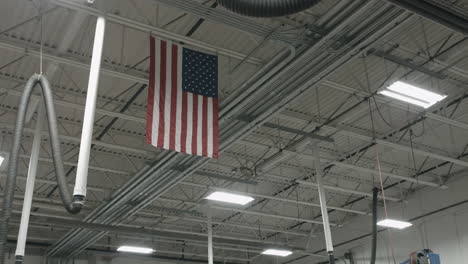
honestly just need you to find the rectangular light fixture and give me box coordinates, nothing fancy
[205,191,254,205]
[117,246,154,254]
[262,249,293,257]
[0,156,4,167]
[379,81,447,108]
[377,219,412,229]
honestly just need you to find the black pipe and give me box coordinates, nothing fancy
[217,0,322,17]
[328,251,335,264]
[370,188,379,264]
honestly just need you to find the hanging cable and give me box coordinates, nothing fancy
[375,145,397,264]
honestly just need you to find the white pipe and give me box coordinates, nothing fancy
[15,105,45,258]
[74,16,106,198]
[311,146,334,255]
[207,207,213,264]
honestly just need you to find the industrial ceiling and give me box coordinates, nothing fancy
[1,0,468,263]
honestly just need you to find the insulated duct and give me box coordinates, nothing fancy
[217,0,322,17]
[0,74,83,264]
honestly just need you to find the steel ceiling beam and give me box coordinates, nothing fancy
[0,85,146,123]
[180,182,369,215]
[52,0,264,65]
[149,0,306,45]
[0,122,151,156]
[158,197,339,226]
[9,213,327,259]
[17,154,130,176]
[7,194,313,241]
[321,80,468,132]
[385,0,468,36]
[2,35,468,133]
[277,110,468,168]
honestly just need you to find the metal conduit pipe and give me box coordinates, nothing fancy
[217,0,322,17]
[0,74,84,264]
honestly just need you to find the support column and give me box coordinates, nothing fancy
[15,105,45,262]
[311,146,335,264]
[207,207,213,264]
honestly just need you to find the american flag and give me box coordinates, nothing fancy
[146,37,219,158]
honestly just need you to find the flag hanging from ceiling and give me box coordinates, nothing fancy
[146,36,219,158]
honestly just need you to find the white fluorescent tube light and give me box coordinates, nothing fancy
[377,219,412,229]
[0,156,4,167]
[380,81,447,108]
[117,246,155,254]
[205,191,254,205]
[262,249,293,257]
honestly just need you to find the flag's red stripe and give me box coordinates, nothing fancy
[181,91,188,153]
[169,44,178,151]
[146,37,155,145]
[213,99,219,158]
[202,96,208,157]
[192,95,198,155]
[157,40,167,148]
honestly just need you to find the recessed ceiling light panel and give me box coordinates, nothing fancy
[380,81,447,108]
[262,249,293,257]
[117,246,155,254]
[205,191,254,205]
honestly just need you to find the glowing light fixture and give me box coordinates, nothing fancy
[377,219,412,229]
[262,249,293,257]
[117,246,154,254]
[0,156,4,167]
[205,191,254,205]
[380,81,447,108]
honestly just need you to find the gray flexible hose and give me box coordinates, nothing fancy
[0,74,83,264]
[217,0,322,17]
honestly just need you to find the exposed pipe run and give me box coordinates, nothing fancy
[217,0,322,17]
[384,0,468,36]
[0,74,84,264]
[14,106,45,264]
[256,137,314,172]
[74,16,106,200]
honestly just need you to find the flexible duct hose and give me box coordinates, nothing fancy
[217,0,322,17]
[0,74,83,263]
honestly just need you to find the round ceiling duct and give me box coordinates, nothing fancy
[217,0,322,18]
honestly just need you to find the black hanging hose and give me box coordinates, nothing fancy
[217,0,322,17]
[0,74,83,264]
[370,188,379,264]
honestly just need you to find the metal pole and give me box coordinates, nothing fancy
[14,105,45,262]
[207,207,213,264]
[311,146,335,264]
[74,16,106,199]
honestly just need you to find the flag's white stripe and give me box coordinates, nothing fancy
[151,39,161,146]
[207,98,214,158]
[175,45,183,152]
[197,94,203,156]
[163,41,172,150]
[186,93,193,155]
